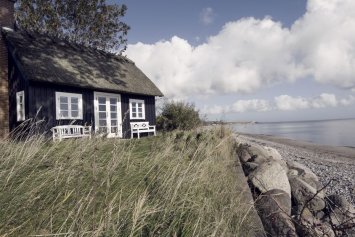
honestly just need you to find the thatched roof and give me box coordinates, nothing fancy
[3,29,163,96]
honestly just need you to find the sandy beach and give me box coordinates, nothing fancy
[235,133,355,205]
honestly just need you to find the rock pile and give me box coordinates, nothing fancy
[237,143,355,237]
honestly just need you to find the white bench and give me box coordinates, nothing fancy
[51,125,92,141]
[130,122,156,139]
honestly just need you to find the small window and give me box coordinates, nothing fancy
[129,99,145,119]
[55,92,83,120]
[16,91,25,121]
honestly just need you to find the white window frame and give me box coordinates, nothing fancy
[55,92,83,120]
[16,91,25,122]
[129,99,145,120]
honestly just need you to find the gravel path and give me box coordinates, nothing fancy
[235,133,355,206]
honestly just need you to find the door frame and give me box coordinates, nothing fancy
[93,91,122,138]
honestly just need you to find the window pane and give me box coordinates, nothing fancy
[71,97,78,104]
[71,103,78,111]
[60,111,69,118]
[71,111,79,118]
[99,120,107,126]
[110,105,117,112]
[111,127,117,133]
[138,113,143,118]
[137,103,142,108]
[60,103,68,110]
[110,98,117,105]
[99,112,106,119]
[132,112,137,118]
[98,97,106,104]
[111,120,117,126]
[111,112,117,119]
[60,96,68,103]
[138,108,142,113]
[132,102,136,107]
[99,105,106,111]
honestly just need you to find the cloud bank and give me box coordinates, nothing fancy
[126,0,355,99]
[201,94,355,115]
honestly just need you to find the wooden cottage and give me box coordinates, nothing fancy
[0,1,163,139]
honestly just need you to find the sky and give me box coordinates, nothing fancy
[116,0,355,122]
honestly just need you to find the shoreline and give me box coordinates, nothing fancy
[236,132,355,164]
[235,132,355,205]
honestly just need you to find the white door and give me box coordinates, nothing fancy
[94,92,122,138]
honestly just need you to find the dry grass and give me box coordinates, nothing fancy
[0,127,256,236]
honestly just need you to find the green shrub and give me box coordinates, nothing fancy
[157,101,201,131]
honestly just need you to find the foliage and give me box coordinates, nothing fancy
[157,101,201,131]
[0,127,258,236]
[15,0,130,53]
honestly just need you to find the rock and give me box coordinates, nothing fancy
[242,162,259,176]
[248,145,288,169]
[255,189,296,236]
[297,208,335,237]
[326,194,355,214]
[249,161,291,197]
[238,146,252,163]
[289,177,325,213]
[286,161,322,193]
[325,194,355,234]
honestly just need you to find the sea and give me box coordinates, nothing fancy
[232,118,355,148]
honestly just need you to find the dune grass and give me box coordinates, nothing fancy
[0,127,256,236]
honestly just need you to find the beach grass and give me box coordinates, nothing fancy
[0,127,256,236]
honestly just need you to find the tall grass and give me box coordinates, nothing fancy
[0,127,256,236]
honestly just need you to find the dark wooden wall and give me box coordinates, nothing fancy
[26,82,156,138]
[8,53,27,132]
[121,94,156,139]
[27,82,94,133]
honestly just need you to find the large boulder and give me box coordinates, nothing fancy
[289,177,325,213]
[249,161,291,197]
[256,189,296,236]
[287,161,323,193]
[237,144,252,163]
[248,145,287,169]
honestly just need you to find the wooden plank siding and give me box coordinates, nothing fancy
[19,81,157,138]
[7,53,28,132]
[121,94,156,139]
[27,82,94,133]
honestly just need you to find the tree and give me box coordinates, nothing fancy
[15,0,130,53]
[157,101,201,131]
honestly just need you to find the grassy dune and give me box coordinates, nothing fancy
[0,127,256,236]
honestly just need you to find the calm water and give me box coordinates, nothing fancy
[232,119,355,147]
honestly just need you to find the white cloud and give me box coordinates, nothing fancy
[275,95,309,111]
[200,7,215,25]
[127,0,355,99]
[201,99,272,114]
[275,93,339,111]
[340,95,355,106]
[311,93,338,108]
[232,99,272,112]
[202,93,355,114]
